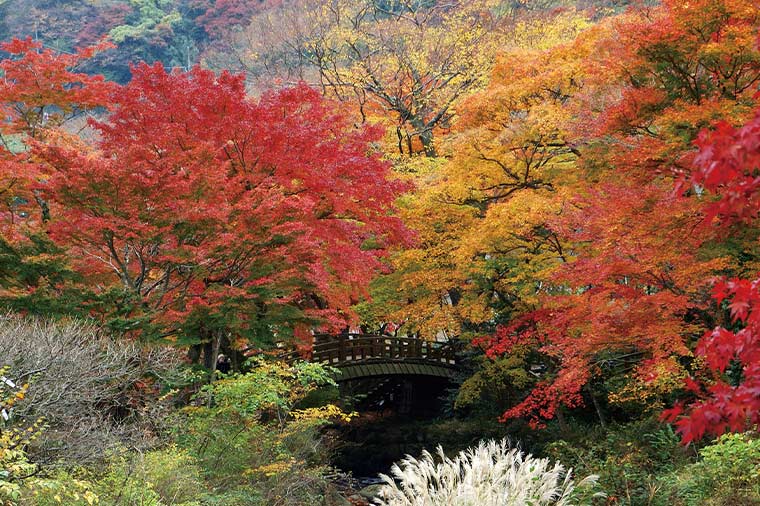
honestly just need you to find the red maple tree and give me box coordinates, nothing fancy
[0,37,113,236]
[39,63,410,350]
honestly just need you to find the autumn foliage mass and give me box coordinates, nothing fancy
[2,1,760,503]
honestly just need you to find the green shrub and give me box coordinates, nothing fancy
[657,432,760,506]
[94,447,203,506]
[20,471,98,506]
[175,360,348,506]
[700,432,760,490]
[543,419,688,506]
[1,367,47,506]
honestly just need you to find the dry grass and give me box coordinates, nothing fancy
[375,439,602,506]
[0,314,180,465]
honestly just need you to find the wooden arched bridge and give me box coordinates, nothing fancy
[303,334,459,381]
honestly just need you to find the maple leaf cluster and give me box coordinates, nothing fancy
[662,111,760,443]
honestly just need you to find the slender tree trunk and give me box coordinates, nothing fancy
[33,191,50,222]
[556,406,570,437]
[210,330,222,381]
[187,344,202,364]
[409,117,437,157]
[207,330,223,408]
[587,383,607,430]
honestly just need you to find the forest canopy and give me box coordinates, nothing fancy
[2,1,760,505]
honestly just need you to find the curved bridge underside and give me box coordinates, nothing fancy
[335,359,458,381]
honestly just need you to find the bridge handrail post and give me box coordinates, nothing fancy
[338,335,347,363]
[446,341,456,363]
[430,341,441,362]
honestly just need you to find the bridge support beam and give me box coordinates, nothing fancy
[399,380,414,415]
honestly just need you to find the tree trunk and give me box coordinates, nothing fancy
[209,330,222,381]
[419,128,436,157]
[587,383,607,430]
[206,330,223,408]
[556,406,570,437]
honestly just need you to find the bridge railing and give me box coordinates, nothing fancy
[311,334,456,366]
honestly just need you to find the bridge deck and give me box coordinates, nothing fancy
[291,334,458,380]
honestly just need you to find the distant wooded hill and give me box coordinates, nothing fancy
[0,0,640,83]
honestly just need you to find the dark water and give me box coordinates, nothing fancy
[330,376,454,477]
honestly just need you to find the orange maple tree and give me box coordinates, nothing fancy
[478,0,760,429]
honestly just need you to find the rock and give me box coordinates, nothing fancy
[358,484,385,500]
[348,494,374,505]
[325,489,353,506]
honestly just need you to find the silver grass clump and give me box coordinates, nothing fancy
[375,439,602,506]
